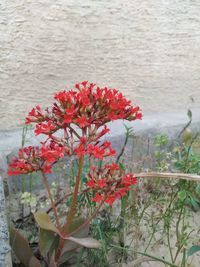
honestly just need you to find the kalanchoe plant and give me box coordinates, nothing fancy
[8,81,142,266]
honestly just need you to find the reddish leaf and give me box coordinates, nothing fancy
[10,226,41,267]
[29,256,42,267]
[62,217,89,253]
[59,217,89,264]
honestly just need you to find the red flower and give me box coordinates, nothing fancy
[54,91,75,106]
[92,193,103,203]
[25,105,46,124]
[86,179,96,188]
[86,162,137,206]
[40,143,65,163]
[74,144,86,158]
[35,121,57,135]
[105,163,119,171]
[27,81,142,141]
[63,114,73,124]
[122,174,137,186]
[7,146,47,175]
[116,188,127,197]
[10,81,141,209]
[65,106,75,115]
[95,125,110,140]
[97,179,107,189]
[135,112,142,120]
[76,115,90,128]
[105,194,116,206]
[87,144,105,160]
[107,112,119,121]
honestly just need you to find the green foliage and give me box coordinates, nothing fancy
[187,245,200,257]
[154,133,169,147]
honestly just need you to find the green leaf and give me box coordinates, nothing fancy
[187,109,192,120]
[178,190,187,201]
[190,197,200,211]
[39,229,60,257]
[63,217,89,238]
[187,245,200,257]
[119,163,125,171]
[195,184,200,195]
[34,212,59,234]
[10,226,41,267]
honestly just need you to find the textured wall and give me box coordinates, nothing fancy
[0,0,200,129]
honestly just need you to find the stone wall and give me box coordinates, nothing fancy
[0,176,12,267]
[0,0,200,130]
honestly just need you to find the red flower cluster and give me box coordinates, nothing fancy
[8,81,142,206]
[25,81,142,136]
[8,146,50,175]
[8,141,67,176]
[86,163,137,205]
[74,141,116,159]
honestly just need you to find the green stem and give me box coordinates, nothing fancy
[110,245,178,267]
[138,251,179,267]
[167,225,173,263]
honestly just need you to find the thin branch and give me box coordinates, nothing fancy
[135,172,200,182]
[68,125,81,139]
[41,173,61,231]
[178,109,192,138]
[116,125,133,163]
[46,188,90,214]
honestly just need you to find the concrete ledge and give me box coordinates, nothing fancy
[0,109,199,152]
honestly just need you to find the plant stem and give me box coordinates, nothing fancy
[181,248,186,267]
[116,125,132,163]
[110,245,178,267]
[173,204,184,263]
[63,155,84,233]
[68,126,81,139]
[41,173,61,231]
[167,224,173,263]
[56,156,84,261]
[138,251,178,267]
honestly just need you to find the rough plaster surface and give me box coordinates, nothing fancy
[0,0,200,130]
